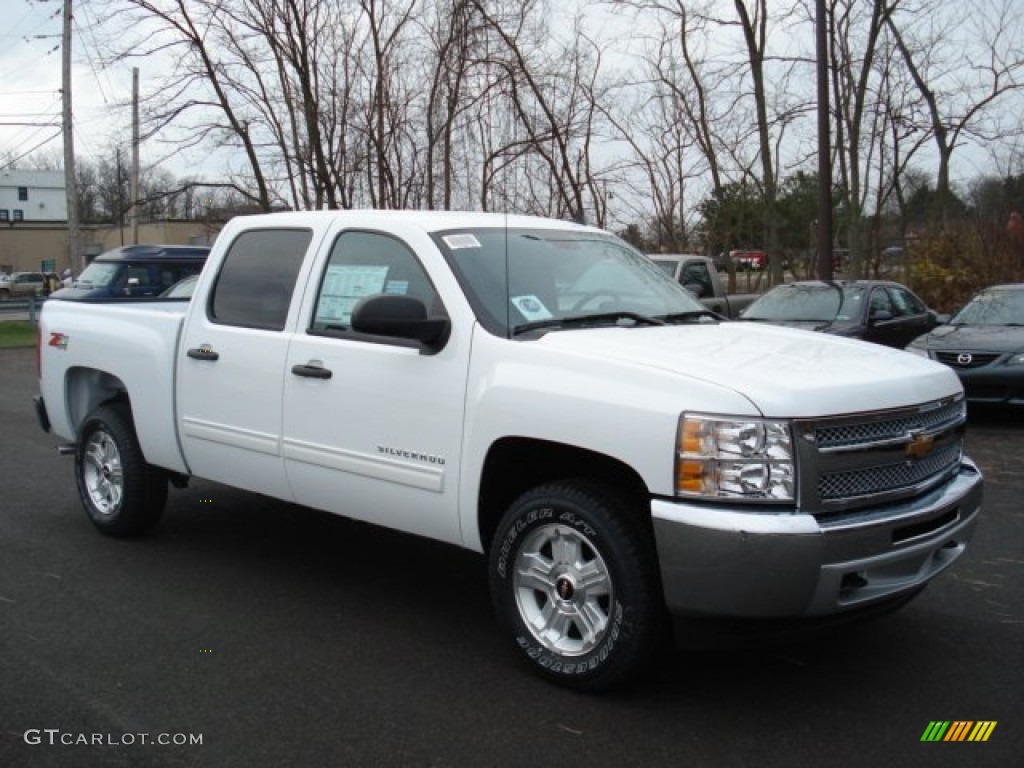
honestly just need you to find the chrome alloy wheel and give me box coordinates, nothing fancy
[82,430,124,516]
[513,523,614,656]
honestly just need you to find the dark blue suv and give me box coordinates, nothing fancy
[51,244,210,301]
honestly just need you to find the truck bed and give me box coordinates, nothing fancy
[38,299,191,474]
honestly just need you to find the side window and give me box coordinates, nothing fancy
[889,287,925,316]
[210,229,311,331]
[124,266,153,287]
[869,288,893,316]
[679,261,712,299]
[311,230,441,332]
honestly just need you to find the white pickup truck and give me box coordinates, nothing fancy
[35,210,982,690]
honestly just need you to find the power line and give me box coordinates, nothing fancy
[73,5,112,108]
[0,129,62,170]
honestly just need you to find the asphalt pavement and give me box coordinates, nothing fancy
[1,346,1020,768]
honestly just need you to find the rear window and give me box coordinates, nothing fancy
[209,229,311,330]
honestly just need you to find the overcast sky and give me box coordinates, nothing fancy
[0,0,138,170]
[1,0,1018,193]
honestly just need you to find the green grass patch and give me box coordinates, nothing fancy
[0,320,36,349]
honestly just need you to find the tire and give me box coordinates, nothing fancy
[488,480,663,691]
[75,402,167,537]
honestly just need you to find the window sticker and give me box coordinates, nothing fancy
[511,295,554,322]
[443,233,481,250]
[316,264,389,324]
[384,280,409,295]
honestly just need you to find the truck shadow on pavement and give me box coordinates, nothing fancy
[141,478,962,704]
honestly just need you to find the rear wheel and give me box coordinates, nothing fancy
[488,480,663,691]
[75,403,166,536]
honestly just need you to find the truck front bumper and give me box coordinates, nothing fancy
[651,459,983,618]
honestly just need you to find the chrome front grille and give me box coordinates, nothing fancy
[813,398,964,450]
[796,396,966,516]
[818,442,962,500]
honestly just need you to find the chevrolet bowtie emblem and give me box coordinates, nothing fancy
[906,433,935,460]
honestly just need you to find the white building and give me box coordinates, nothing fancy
[0,170,67,223]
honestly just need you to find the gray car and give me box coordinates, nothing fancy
[906,283,1024,405]
[0,271,46,299]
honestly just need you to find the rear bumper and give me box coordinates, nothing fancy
[651,459,983,618]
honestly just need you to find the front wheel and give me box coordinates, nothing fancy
[75,403,167,537]
[488,480,663,691]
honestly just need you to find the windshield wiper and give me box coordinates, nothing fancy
[657,310,723,323]
[513,311,665,336]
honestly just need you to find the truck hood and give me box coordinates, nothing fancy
[534,322,960,418]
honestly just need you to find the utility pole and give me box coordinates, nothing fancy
[130,67,139,244]
[815,0,834,281]
[62,0,84,272]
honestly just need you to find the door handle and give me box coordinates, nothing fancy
[291,363,332,380]
[187,346,219,361]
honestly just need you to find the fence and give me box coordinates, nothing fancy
[0,297,46,323]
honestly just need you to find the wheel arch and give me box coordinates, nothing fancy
[66,366,130,438]
[477,437,651,554]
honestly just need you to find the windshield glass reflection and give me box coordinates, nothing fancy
[432,228,706,337]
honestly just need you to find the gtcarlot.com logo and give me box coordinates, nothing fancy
[921,721,997,743]
[24,729,203,747]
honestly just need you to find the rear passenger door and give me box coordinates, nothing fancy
[282,226,470,545]
[177,228,315,500]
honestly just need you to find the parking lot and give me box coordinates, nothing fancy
[1,345,1020,768]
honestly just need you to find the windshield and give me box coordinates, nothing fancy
[951,289,1024,326]
[74,261,120,287]
[432,228,706,337]
[744,283,867,323]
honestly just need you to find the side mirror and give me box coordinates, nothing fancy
[351,294,450,352]
[929,310,950,325]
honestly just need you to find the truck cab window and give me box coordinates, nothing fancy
[209,229,311,330]
[310,230,442,332]
[679,262,712,299]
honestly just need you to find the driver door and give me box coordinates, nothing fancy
[282,225,470,545]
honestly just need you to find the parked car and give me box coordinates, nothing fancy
[906,283,1024,405]
[739,280,941,348]
[730,250,767,271]
[49,244,210,301]
[0,271,46,299]
[648,253,760,318]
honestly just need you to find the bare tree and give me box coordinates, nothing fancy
[886,0,1024,228]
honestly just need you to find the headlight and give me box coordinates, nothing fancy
[676,414,795,502]
[1006,353,1024,366]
